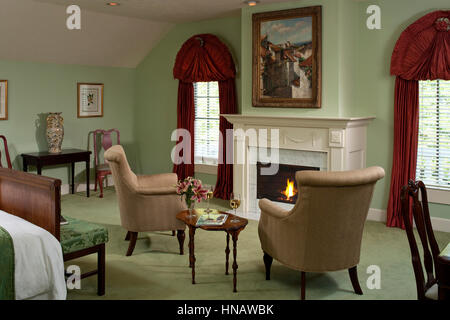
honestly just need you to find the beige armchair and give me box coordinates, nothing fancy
[258,166,385,299]
[104,145,186,256]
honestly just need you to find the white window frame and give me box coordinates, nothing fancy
[193,82,219,174]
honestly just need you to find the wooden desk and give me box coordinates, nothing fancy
[176,210,248,292]
[437,243,450,300]
[21,149,91,197]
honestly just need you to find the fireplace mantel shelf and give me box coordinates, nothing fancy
[222,114,375,129]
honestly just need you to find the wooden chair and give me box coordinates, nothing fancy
[0,135,12,169]
[93,129,120,198]
[400,180,442,300]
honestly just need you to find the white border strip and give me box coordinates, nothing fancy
[367,208,450,233]
[60,176,114,195]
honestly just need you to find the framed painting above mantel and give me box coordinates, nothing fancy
[252,6,322,108]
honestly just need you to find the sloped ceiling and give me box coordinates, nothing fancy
[1,0,290,68]
[0,0,172,67]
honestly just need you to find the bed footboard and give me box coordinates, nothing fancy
[0,168,61,240]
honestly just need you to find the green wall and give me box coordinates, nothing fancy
[0,60,137,184]
[352,0,450,219]
[1,0,448,218]
[134,15,242,185]
[238,0,450,218]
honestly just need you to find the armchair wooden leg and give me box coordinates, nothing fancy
[177,230,185,255]
[348,266,363,295]
[126,232,138,256]
[125,231,130,241]
[97,244,105,296]
[301,271,306,300]
[172,230,176,236]
[263,252,273,280]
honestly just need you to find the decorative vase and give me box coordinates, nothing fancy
[46,112,64,153]
[186,198,195,217]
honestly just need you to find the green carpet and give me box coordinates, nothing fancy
[62,188,450,300]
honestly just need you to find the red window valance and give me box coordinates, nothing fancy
[390,10,450,81]
[173,34,236,83]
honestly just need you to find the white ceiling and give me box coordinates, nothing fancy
[35,0,291,23]
[0,0,291,67]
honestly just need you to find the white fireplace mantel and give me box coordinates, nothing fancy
[222,114,375,129]
[221,114,376,216]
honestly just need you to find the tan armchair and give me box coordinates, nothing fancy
[258,166,385,299]
[104,145,186,256]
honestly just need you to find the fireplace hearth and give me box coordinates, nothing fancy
[257,162,319,204]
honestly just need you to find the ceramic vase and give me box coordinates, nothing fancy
[46,112,64,153]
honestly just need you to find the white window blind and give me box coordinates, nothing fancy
[194,82,220,165]
[416,80,450,190]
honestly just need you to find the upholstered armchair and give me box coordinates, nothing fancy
[258,166,385,299]
[104,145,186,256]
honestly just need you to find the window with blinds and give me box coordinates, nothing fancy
[194,82,220,165]
[416,80,450,190]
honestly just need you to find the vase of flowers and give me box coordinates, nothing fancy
[176,177,208,217]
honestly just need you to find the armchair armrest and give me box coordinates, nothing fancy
[137,173,178,188]
[258,198,291,219]
[135,186,177,196]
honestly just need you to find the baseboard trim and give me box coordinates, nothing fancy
[367,208,450,233]
[61,176,114,195]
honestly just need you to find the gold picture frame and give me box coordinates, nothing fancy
[0,80,8,120]
[77,83,104,118]
[252,6,322,108]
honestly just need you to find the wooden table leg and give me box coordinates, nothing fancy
[86,160,90,197]
[231,230,241,293]
[71,162,75,194]
[37,163,42,175]
[225,232,230,275]
[188,226,196,284]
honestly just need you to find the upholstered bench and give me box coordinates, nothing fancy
[61,217,108,296]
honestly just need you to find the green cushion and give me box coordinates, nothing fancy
[60,217,108,255]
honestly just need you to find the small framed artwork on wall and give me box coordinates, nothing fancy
[0,80,8,120]
[77,83,104,118]
[252,6,322,108]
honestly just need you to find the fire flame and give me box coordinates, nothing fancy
[282,179,297,200]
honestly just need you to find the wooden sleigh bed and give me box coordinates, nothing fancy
[0,167,61,239]
[0,167,107,297]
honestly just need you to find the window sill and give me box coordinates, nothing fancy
[195,164,217,175]
[427,187,450,206]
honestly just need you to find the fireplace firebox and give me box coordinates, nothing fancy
[256,162,320,204]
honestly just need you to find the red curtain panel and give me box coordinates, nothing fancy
[388,10,449,228]
[173,34,237,199]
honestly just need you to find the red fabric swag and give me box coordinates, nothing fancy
[387,11,449,228]
[173,34,237,199]
[391,10,450,80]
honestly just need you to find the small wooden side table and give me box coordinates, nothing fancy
[176,210,248,292]
[22,149,92,197]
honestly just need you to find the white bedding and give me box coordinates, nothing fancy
[0,210,67,300]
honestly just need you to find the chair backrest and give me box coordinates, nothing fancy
[103,145,137,192]
[0,135,12,169]
[289,166,385,271]
[400,180,440,300]
[93,129,120,167]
